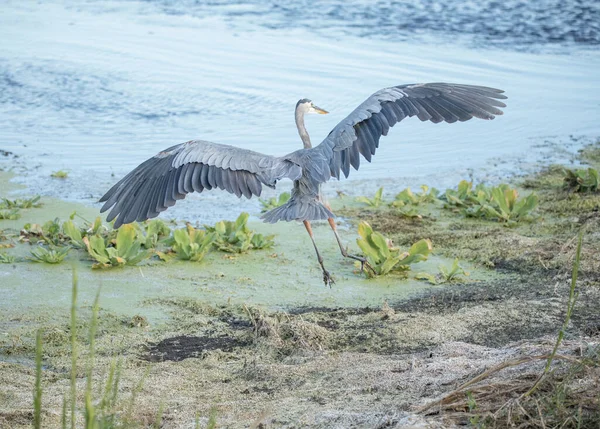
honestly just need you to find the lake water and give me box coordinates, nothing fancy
[1,0,599,223]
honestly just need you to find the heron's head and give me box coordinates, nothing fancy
[296,98,329,115]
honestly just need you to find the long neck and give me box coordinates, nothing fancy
[295,107,312,149]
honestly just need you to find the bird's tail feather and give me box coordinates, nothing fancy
[261,199,334,223]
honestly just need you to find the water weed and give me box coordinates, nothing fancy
[356,186,385,207]
[0,251,16,263]
[51,170,69,179]
[390,185,439,208]
[206,212,274,253]
[416,258,469,284]
[443,181,538,223]
[172,224,215,261]
[30,245,71,264]
[0,208,20,220]
[356,221,432,277]
[0,195,42,209]
[563,167,598,192]
[83,224,149,268]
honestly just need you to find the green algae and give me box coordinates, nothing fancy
[1,144,600,428]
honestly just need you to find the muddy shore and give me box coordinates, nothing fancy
[1,144,599,428]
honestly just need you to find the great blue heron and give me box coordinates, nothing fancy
[100,82,506,286]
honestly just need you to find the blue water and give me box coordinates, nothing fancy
[1,0,599,223]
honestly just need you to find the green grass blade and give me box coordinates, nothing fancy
[70,269,78,429]
[84,289,101,427]
[33,329,43,429]
[61,395,67,429]
[525,230,583,397]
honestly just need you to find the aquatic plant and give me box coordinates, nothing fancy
[0,208,20,220]
[356,186,385,207]
[416,258,469,284]
[206,212,274,253]
[444,181,538,223]
[142,219,171,249]
[259,192,291,213]
[21,218,63,245]
[0,195,42,209]
[356,221,432,277]
[172,224,215,261]
[51,170,69,179]
[0,251,16,263]
[563,167,598,192]
[30,245,71,264]
[83,224,149,268]
[62,220,86,248]
[390,185,439,208]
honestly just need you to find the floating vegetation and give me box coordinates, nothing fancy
[390,185,439,208]
[0,209,20,220]
[416,258,469,284]
[356,221,432,277]
[61,219,86,248]
[142,219,171,249]
[206,212,274,253]
[83,224,149,269]
[0,251,16,263]
[259,192,291,213]
[563,167,598,192]
[172,224,215,262]
[356,186,385,207]
[50,170,69,179]
[0,195,42,209]
[30,245,71,264]
[22,218,63,245]
[443,180,538,224]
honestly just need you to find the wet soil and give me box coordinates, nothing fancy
[1,144,599,428]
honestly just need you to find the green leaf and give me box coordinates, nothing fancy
[62,220,84,247]
[415,272,438,284]
[116,225,136,257]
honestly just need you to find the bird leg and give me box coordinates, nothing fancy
[303,220,334,287]
[327,218,375,275]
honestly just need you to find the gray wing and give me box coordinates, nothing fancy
[99,140,302,228]
[314,83,507,180]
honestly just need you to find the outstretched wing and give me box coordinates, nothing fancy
[314,83,507,180]
[100,140,302,228]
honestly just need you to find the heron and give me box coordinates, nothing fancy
[100,82,506,286]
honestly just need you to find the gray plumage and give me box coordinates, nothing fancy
[100,82,506,229]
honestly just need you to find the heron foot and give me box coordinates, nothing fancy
[322,269,335,288]
[358,258,376,276]
[343,250,376,276]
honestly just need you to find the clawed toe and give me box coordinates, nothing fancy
[322,270,335,288]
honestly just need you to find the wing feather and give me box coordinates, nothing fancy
[100,140,302,228]
[313,82,506,180]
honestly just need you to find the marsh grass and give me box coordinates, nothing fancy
[31,269,217,428]
[419,231,600,427]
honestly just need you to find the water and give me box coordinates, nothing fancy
[1,0,599,223]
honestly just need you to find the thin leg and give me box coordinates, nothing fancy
[303,220,334,287]
[328,218,375,275]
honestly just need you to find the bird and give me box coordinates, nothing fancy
[100,82,506,286]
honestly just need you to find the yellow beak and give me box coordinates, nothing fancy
[313,105,329,114]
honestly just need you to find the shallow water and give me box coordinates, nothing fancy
[0,0,599,224]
